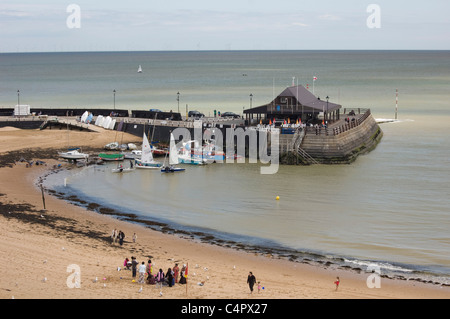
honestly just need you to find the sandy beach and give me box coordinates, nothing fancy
[0,126,449,300]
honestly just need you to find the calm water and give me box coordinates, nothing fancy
[3,51,449,283]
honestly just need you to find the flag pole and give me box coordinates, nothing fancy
[313,76,315,95]
[395,89,398,120]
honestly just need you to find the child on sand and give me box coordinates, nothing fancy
[334,277,340,291]
[257,281,261,293]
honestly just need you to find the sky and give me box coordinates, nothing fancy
[1,0,449,52]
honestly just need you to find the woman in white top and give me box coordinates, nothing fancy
[138,262,146,284]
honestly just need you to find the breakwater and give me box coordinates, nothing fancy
[1,107,382,165]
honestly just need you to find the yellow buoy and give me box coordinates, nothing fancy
[276,196,280,200]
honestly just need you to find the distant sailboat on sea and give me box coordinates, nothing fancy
[137,65,143,73]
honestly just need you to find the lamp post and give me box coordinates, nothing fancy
[326,96,329,123]
[17,90,20,106]
[113,89,116,110]
[249,93,253,108]
[177,92,180,114]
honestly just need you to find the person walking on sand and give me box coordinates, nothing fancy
[334,277,340,291]
[247,271,256,294]
[132,232,137,243]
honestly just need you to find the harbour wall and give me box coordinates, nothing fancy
[1,109,383,165]
[0,120,44,130]
[299,113,383,164]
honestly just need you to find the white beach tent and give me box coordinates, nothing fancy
[80,111,89,123]
[109,119,116,130]
[102,116,112,129]
[95,115,104,126]
[86,112,94,124]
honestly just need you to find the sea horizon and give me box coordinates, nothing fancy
[2,49,450,55]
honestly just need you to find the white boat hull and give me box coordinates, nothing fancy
[59,150,89,160]
[136,164,160,169]
[135,159,161,169]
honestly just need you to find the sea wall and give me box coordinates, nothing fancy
[300,114,383,164]
[0,120,44,130]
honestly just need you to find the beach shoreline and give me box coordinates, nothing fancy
[0,128,449,299]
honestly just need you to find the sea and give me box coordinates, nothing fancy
[1,50,449,285]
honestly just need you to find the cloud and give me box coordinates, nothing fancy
[292,22,309,27]
[0,10,34,18]
[318,14,342,21]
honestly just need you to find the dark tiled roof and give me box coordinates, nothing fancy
[244,85,341,114]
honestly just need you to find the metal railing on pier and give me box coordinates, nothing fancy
[304,108,371,136]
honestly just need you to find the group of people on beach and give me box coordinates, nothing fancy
[111,229,138,246]
[124,257,188,287]
[111,229,126,246]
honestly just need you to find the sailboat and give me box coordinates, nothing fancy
[137,65,143,73]
[161,133,185,173]
[135,132,161,169]
[111,162,135,173]
[178,140,208,165]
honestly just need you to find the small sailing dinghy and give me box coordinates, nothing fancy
[137,65,143,73]
[161,133,185,173]
[112,162,135,173]
[135,133,161,169]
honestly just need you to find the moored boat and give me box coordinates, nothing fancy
[161,133,185,173]
[135,132,162,169]
[98,153,125,161]
[58,149,89,160]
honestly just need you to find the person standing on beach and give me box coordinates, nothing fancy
[132,233,137,243]
[166,268,174,287]
[247,272,256,294]
[131,257,138,278]
[146,259,153,279]
[119,231,125,246]
[111,229,117,244]
[138,262,146,284]
[156,268,165,289]
[179,265,187,284]
[334,277,340,291]
[173,263,179,284]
